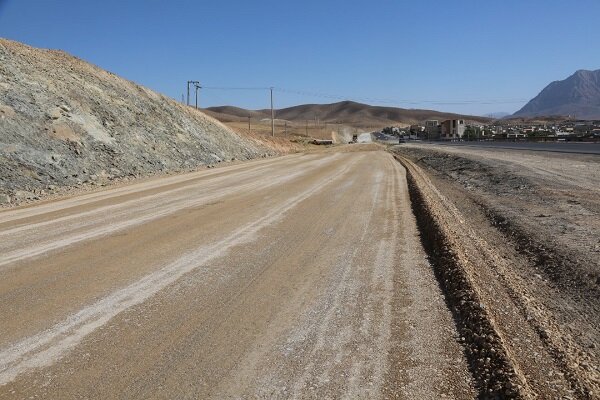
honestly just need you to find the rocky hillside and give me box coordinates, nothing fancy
[0,39,276,205]
[513,69,600,119]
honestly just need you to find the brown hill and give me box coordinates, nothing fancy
[203,106,268,122]
[205,101,490,127]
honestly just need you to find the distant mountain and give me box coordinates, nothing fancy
[205,101,490,127]
[513,69,600,119]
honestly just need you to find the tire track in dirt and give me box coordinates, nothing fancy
[0,154,359,386]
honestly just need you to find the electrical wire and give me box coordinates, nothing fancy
[199,85,527,106]
[203,86,270,91]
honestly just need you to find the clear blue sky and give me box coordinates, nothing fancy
[1,0,598,115]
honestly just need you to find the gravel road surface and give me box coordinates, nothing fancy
[357,132,373,143]
[0,149,474,399]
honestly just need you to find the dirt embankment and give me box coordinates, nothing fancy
[0,38,282,207]
[392,144,599,399]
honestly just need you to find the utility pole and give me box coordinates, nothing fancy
[284,121,287,135]
[194,83,202,110]
[270,87,275,137]
[186,80,199,106]
[248,115,251,133]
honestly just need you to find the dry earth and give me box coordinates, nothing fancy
[0,148,475,399]
[392,143,600,399]
[0,38,282,207]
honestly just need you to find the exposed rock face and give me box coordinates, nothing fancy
[513,69,600,119]
[0,38,275,203]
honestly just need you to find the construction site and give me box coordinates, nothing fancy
[1,17,599,400]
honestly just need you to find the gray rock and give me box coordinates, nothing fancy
[48,108,62,120]
[0,194,11,204]
[14,190,36,200]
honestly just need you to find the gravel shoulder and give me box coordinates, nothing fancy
[392,143,599,399]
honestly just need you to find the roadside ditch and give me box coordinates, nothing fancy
[391,149,598,399]
[393,153,526,399]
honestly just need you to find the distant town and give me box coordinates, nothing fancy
[384,118,600,142]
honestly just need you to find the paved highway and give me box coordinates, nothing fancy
[0,149,473,399]
[424,141,600,155]
[371,131,600,155]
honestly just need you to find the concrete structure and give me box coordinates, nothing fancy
[506,132,528,139]
[441,119,465,140]
[424,120,441,139]
[409,124,425,139]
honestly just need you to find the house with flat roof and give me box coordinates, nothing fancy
[424,120,440,139]
[440,119,465,139]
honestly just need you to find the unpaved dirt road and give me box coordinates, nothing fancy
[0,149,474,399]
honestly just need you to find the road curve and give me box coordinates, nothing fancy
[0,149,474,399]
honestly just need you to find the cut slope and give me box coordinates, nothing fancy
[0,39,275,204]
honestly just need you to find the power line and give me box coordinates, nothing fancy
[202,86,270,90]
[274,87,527,105]
[198,85,528,106]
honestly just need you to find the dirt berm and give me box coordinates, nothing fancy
[392,148,599,399]
[0,38,278,206]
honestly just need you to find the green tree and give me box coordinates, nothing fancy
[462,126,479,141]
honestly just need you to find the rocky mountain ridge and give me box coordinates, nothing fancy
[513,69,600,119]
